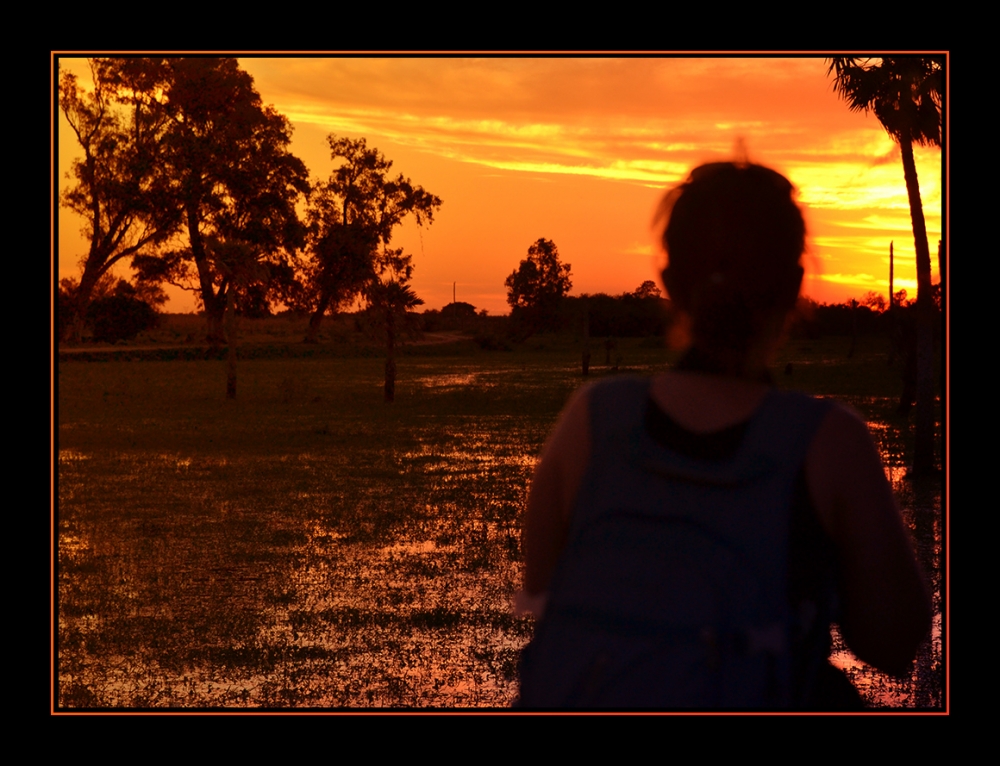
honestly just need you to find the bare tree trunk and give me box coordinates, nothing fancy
[67,315,84,344]
[67,302,89,344]
[188,205,228,348]
[206,305,226,349]
[384,316,396,403]
[66,267,104,343]
[225,285,238,399]
[604,336,620,370]
[900,139,935,474]
[305,293,331,343]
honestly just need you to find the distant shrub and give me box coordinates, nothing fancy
[424,302,481,332]
[421,309,442,332]
[474,333,513,351]
[236,282,274,318]
[441,301,477,320]
[87,294,160,343]
[561,293,669,338]
[788,300,890,338]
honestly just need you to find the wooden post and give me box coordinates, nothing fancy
[225,285,238,399]
[384,312,396,403]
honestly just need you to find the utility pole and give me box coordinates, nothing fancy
[889,240,894,309]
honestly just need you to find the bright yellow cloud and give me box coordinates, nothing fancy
[820,273,917,290]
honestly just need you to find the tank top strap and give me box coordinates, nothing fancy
[745,389,836,472]
[585,376,833,487]
[585,375,650,445]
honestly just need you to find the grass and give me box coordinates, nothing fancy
[56,327,943,709]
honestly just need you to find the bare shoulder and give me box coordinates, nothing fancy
[805,400,887,542]
[521,384,593,595]
[805,398,931,675]
[808,397,874,455]
[537,383,593,468]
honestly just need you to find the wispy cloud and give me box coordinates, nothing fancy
[59,56,944,312]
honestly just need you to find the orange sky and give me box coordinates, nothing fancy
[55,55,944,315]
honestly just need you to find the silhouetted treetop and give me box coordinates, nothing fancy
[631,280,662,300]
[59,57,181,341]
[505,238,572,312]
[61,57,311,343]
[297,135,441,342]
[827,57,942,147]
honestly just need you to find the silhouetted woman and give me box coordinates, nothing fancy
[515,162,930,709]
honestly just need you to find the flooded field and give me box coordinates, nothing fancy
[827,396,944,709]
[56,338,944,709]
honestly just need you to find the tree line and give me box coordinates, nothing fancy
[499,236,938,343]
[58,57,440,357]
[60,56,942,452]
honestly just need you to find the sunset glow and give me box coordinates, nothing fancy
[55,55,944,315]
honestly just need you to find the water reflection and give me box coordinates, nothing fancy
[412,373,482,388]
[57,376,942,709]
[831,396,944,709]
[59,420,536,707]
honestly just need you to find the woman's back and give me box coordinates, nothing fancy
[516,161,930,709]
[519,374,837,708]
[518,372,929,708]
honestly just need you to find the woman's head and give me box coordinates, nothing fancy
[657,162,806,369]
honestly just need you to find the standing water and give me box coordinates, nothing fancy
[57,350,944,709]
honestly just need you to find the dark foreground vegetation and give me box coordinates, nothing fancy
[56,317,942,709]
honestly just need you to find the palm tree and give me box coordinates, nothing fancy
[827,56,943,474]
[366,277,424,403]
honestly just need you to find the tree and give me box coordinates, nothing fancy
[364,276,424,403]
[632,280,662,300]
[299,135,441,342]
[828,56,942,474]
[220,241,282,397]
[59,58,180,342]
[861,291,887,312]
[505,238,572,335]
[135,58,310,344]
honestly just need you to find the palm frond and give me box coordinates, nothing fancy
[827,56,942,147]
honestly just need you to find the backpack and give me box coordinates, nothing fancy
[517,376,834,709]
